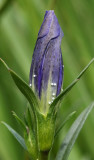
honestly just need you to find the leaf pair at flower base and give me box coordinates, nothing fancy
[0,58,94,117]
[0,58,94,160]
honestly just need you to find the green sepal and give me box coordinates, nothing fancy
[37,112,55,152]
[24,107,39,160]
[24,126,38,160]
[55,111,76,138]
[55,102,94,160]
[49,58,94,114]
[1,121,27,150]
[24,105,34,131]
[12,111,26,131]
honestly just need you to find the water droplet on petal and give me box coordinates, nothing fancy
[52,97,55,100]
[33,74,37,78]
[48,101,52,105]
[29,83,32,87]
[51,83,57,86]
[51,83,54,86]
[52,93,55,96]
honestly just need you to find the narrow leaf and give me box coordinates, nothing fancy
[55,111,76,138]
[12,111,26,131]
[0,58,39,114]
[1,121,27,150]
[49,58,94,114]
[10,70,39,111]
[55,102,94,160]
[25,106,33,131]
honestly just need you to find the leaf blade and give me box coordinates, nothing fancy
[10,69,39,111]
[1,121,27,150]
[55,111,76,138]
[12,111,26,131]
[50,58,94,114]
[55,102,94,160]
[0,58,39,113]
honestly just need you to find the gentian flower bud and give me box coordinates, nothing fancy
[30,10,64,114]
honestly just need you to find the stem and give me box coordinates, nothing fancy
[40,151,49,160]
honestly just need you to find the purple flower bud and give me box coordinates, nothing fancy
[30,10,64,113]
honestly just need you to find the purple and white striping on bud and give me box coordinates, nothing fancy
[30,10,64,114]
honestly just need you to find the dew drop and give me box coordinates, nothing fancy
[33,74,37,78]
[29,83,32,87]
[52,97,55,100]
[52,93,55,96]
[53,83,57,86]
[48,101,52,105]
[51,83,57,86]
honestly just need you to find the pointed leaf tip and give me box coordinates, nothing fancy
[49,58,94,114]
[55,102,94,160]
[0,58,39,115]
[77,58,94,79]
[1,121,27,150]
[12,111,26,131]
[0,58,10,70]
[55,111,76,137]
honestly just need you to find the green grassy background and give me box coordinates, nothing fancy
[0,0,94,160]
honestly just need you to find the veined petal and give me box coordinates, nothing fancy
[56,51,64,96]
[29,10,64,114]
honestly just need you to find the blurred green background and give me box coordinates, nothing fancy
[0,0,94,160]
